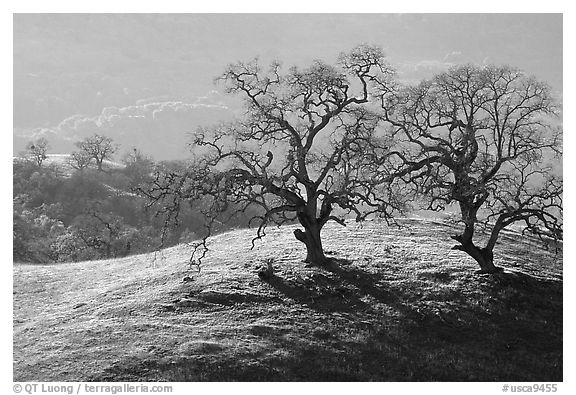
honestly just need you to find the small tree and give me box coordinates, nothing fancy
[68,151,93,171]
[25,138,49,168]
[75,134,117,171]
[69,206,123,259]
[380,65,562,273]
[122,148,154,188]
[144,45,399,265]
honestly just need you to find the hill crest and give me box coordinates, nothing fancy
[13,218,563,381]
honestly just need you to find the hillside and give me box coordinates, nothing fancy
[13,218,563,381]
[13,154,125,176]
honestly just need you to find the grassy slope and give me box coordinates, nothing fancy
[13,219,562,382]
[14,155,125,175]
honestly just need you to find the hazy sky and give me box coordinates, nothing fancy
[12,13,563,158]
[14,13,563,90]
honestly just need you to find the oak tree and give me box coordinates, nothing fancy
[25,137,49,168]
[75,134,118,171]
[380,65,562,273]
[68,150,93,171]
[145,45,399,265]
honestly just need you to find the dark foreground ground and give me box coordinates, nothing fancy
[13,218,562,381]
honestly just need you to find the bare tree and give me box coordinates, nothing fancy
[68,151,93,171]
[70,205,123,259]
[143,45,399,265]
[122,148,154,188]
[25,137,49,168]
[75,134,118,171]
[379,65,562,273]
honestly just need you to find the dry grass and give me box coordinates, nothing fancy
[13,154,125,176]
[13,218,562,381]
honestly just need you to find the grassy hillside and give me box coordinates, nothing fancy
[13,218,562,381]
[13,154,125,176]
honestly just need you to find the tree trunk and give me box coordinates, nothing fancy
[453,203,502,273]
[293,223,328,265]
[467,246,501,273]
[105,242,112,259]
[453,240,502,273]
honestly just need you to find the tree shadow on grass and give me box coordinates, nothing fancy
[258,257,562,381]
[260,257,404,314]
[262,257,425,322]
[98,257,562,382]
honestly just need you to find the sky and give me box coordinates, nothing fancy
[14,14,563,93]
[11,13,563,159]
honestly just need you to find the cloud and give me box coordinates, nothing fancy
[396,59,452,84]
[25,101,234,160]
[396,51,483,84]
[442,51,473,64]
